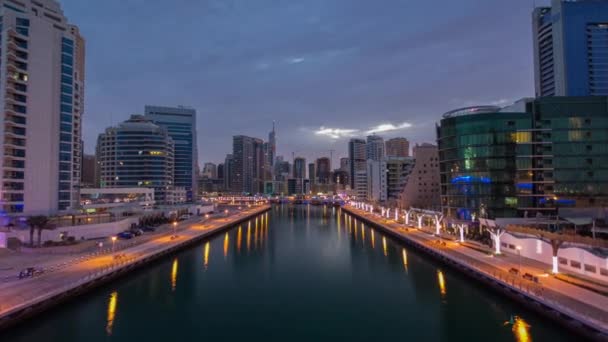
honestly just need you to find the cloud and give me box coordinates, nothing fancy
[314,126,359,139]
[287,57,305,64]
[366,122,412,134]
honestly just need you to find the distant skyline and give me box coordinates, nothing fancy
[62,0,544,164]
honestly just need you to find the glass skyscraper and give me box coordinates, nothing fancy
[533,0,608,96]
[438,97,608,219]
[145,105,198,202]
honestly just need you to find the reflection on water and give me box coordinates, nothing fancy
[402,248,408,272]
[203,242,210,269]
[171,258,178,291]
[437,270,446,298]
[237,226,242,252]
[223,232,229,258]
[513,317,532,342]
[247,223,251,251]
[382,236,388,257]
[371,229,375,249]
[105,291,118,335]
[361,225,365,243]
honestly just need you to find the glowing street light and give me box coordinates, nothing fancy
[173,221,177,237]
[111,236,117,253]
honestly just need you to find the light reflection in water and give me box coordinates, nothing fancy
[237,226,242,252]
[371,230,375,249]
[105,291,118,335]
[402,248,408,272]
[254,222,259,248]
[223,232,229,257]
[513,317,532,342]
[203,242,210,269]
[382,236,388,256]
[361,225,365,243]
[437,270,446,297]
[171,258,178,292]
[247,222,251,251]
[354,222,358,241]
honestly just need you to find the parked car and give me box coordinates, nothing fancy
[117,231,134,239]
[141,226,156,232]
[178,214,191,221]
[19,267,44,279]
[130,228,144,236]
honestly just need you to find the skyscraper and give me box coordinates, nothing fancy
[533,0,608,96]
[348,138,366,189]
[144,105,198,202]
[0,0,85,215]
[217,163,224,180]
[366,135,385,161]
[316,157,331,184]
[232,135,265,194]
[268,121,276,168]
[202,162,217,179]
[223,154,234,192]
[386,137,410,158]
[97,115,175,204]
[293,157,306,179]
[308,163,316,185]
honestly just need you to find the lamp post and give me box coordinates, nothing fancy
[516,245,522,274]
[111,236,117,253]
[173,221,177,237]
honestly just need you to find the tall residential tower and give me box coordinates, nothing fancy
[0,0,85,215]
[533,0,608,96]
[144,105,198,202]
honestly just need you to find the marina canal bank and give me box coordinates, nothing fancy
[341,205,608,341]
[0,205,271,331]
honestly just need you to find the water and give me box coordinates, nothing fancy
[2,205,578,341]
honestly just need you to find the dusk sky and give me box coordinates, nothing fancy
[62,0,543,166]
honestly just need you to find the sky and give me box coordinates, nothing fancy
[61,0,544,166]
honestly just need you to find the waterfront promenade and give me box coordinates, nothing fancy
[0,205,270,329]
[342,205,608,339]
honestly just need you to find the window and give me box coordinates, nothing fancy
[14,83,27,92]
[570,261,581,269]
[13,104,26,113]
[61,75,72,84]
[584,264,597,273]
[16,18,30,27]
[61,84,72,95]
[60,104,72,113]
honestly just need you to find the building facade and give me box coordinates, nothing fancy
[144,105,197,202]
[400,143,441,211]
[0,0,85,215]
[202,162,217,179]
[223,154,234,192]
[293,157,306,179]
[385,137,410,158]
[437,97,608,219]
[231,135,265,194]
[81,154,97,188]
[366,135,385,161]
[96,115,175,204]
[385,157,415,204]
[533,0,608,97]
[366,160,387,203]
[348,138,366,189]
[316,157,331,184]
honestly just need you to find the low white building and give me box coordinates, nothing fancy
[367,160,387,203]
[80,188,155,212]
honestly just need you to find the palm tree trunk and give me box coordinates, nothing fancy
[29,227,34,247]
[37,228,42,246]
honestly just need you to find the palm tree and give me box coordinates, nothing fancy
[35,217,53,246]
[26,216,51,247]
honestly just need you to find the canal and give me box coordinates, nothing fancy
[2,205,578,341]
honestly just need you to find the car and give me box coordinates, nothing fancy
[129,228,144,236]
[141,226,156,232]
[178,214,191,221]
[19,267,44,279]
[117,231,134,239]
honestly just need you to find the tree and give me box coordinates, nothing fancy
[36,217,55,246]
[26,216,52,247]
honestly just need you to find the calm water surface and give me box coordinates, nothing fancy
[2,205,578,341]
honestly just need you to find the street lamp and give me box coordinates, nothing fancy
[173,221,177,237]
[516,245,522,274]
[111,236,117,253]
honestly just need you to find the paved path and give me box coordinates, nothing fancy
[0,205,270,322]
[343,206,608,334]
